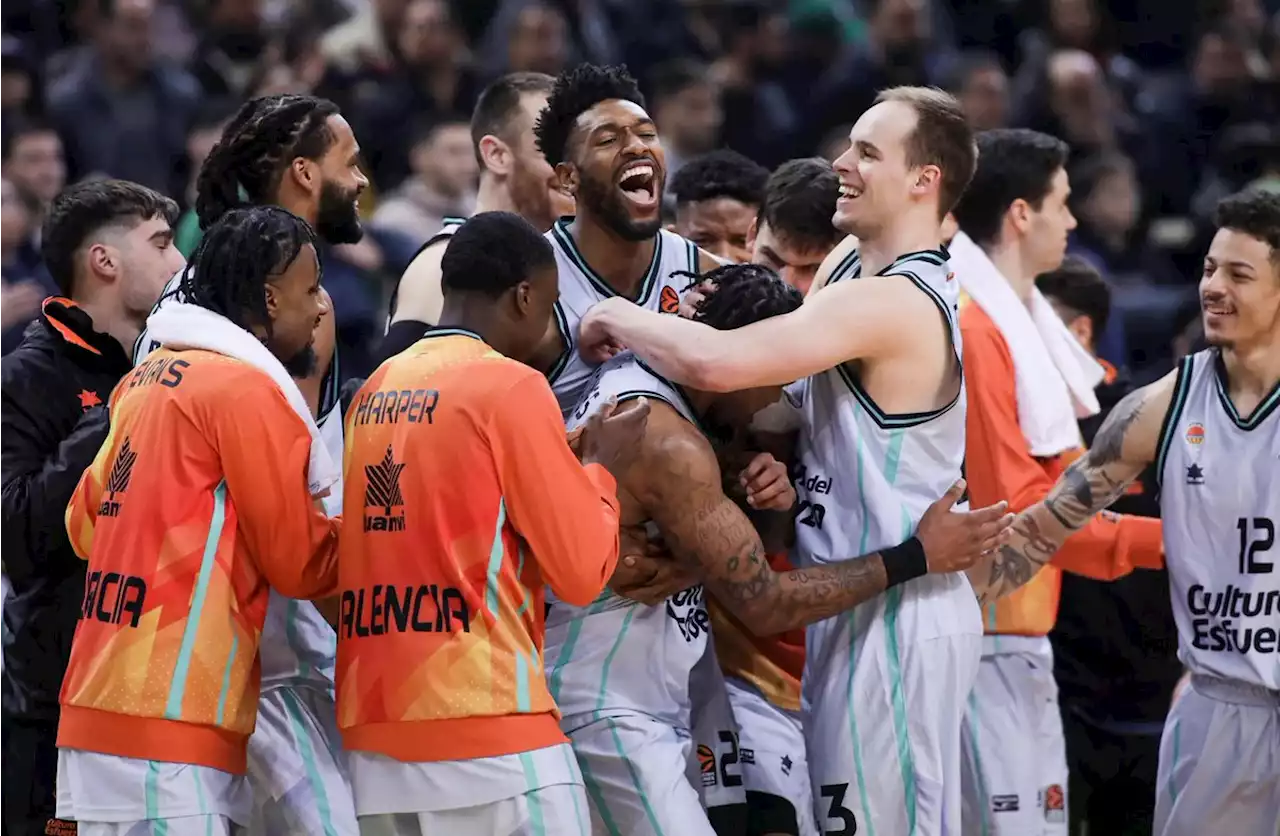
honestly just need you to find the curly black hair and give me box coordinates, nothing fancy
[668,149,769,208]
[534,63,646,167]
[1215,188,1280,263]
[195,94,340,230]
[179,206,317,336]
[676,262,803,331]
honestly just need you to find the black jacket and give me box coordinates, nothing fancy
[1050,361,1182,725]
[2,298,133,720]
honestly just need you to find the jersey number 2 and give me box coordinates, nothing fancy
[820,783,857,835]
[718,730,743,788]
[1237,517,1275,574]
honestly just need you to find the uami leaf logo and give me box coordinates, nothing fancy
[99,437,136,517]
[1185,423,1205,445]
[363,445,406,532]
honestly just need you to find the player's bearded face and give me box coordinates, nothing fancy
[314,178,364,245]
[576,162,662,242]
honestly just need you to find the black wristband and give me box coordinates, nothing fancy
[882,536,928,588]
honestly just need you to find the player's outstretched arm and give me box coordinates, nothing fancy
[578,274,939,393]
[632,405,1012,634]
[968,371,1176,606]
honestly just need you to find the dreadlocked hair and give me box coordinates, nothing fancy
[534,63,645,167]
[676,263,803,331]
[179,206,317,336]
[195,94,340,230]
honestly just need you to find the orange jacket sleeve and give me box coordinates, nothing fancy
[962,315,1163,581]
[213,375,341,600]
[489,371,621,606]
[65,444,107,561]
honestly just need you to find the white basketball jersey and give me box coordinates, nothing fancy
[545,353,709,726]
[383,216,465,334]
[546,218,700,416]
[794,247,982,642]
[135,271,343,694]
[1156,349,1280,690]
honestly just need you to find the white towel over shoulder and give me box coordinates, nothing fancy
[144,301,339,497]
[949,232,1105,457]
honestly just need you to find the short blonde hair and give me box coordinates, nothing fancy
[874,86,978,219]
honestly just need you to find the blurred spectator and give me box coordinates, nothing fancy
[352,0,481,188]
[1,178,57,355]
[713,0,800,167]
[648,59,723,180]
[1,119,67,225]
[1,36,42,127]
[188,0,271,99]
[320,0,408,75]
[372,118,479,242]
[504,1,572,74]
[45,0,201,199]
[807,0,956,151]
[173,98,240,255]
[943,49,1011,131]
[1068,152,1195,377]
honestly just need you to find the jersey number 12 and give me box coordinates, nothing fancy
[1237,517,1275,575]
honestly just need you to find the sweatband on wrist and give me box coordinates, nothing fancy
[882,537,928,588]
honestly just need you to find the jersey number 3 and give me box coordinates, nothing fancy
[1237,517,1275,575]
[820,783,857,835]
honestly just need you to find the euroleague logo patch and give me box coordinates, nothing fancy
[659,285,681,314]
[1185,422,1205,446]
[697,743,718,786]
[1040,783,1065,822]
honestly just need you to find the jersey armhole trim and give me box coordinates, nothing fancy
[1153,354,1195,489]
[832,268,962,429]
[545,302,573,384]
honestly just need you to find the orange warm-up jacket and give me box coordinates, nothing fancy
[336,329,621,763]
[960,301,1163,636]
[59,349,341,773]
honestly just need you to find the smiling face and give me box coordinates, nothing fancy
[831,100,931,239]
[265,240,326,376]
[307,115,370,244]
[561,99,665,241]
[1200,228,1280,350]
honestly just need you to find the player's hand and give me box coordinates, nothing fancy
[579,397,650,477]
[739,452,795,511]
[610,528,699,605]
[916,479,1015,573]
[678,279,715,319]
[578,298,630,364]
[566,425,585,458]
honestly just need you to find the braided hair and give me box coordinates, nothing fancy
[195,94,340,230]
[179,206,317,336]
[534,64,646,167]
[677,263,804,331]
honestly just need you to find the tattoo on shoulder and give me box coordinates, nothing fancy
[1090,388,1147,465]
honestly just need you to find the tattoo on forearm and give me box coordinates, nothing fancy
[976,387,1151,604]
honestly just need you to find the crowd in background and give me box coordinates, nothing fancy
[3,0,1280,376]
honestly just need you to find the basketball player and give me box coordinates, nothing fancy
[58,207,341,835]
[966,188,1280,836]
[135,93,368,835]
[668,149,769,264]
[949,129,1163,835]
[380,71,574,359]
[701,157,843,836]
[748,157,843,296]
[579,87,987,834]
[531,62,723,414]
[338,211,649,836]
[530,61,743,829]
[559,262,1013,836]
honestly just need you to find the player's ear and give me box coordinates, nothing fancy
[478,135,510,176]
[555,162,579,197]
[912,164,941,199]
[513,280,533,317]
[1008,198,1033,235]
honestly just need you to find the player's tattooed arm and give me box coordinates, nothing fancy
[629,405,889,634]
[967,371,1177,606]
